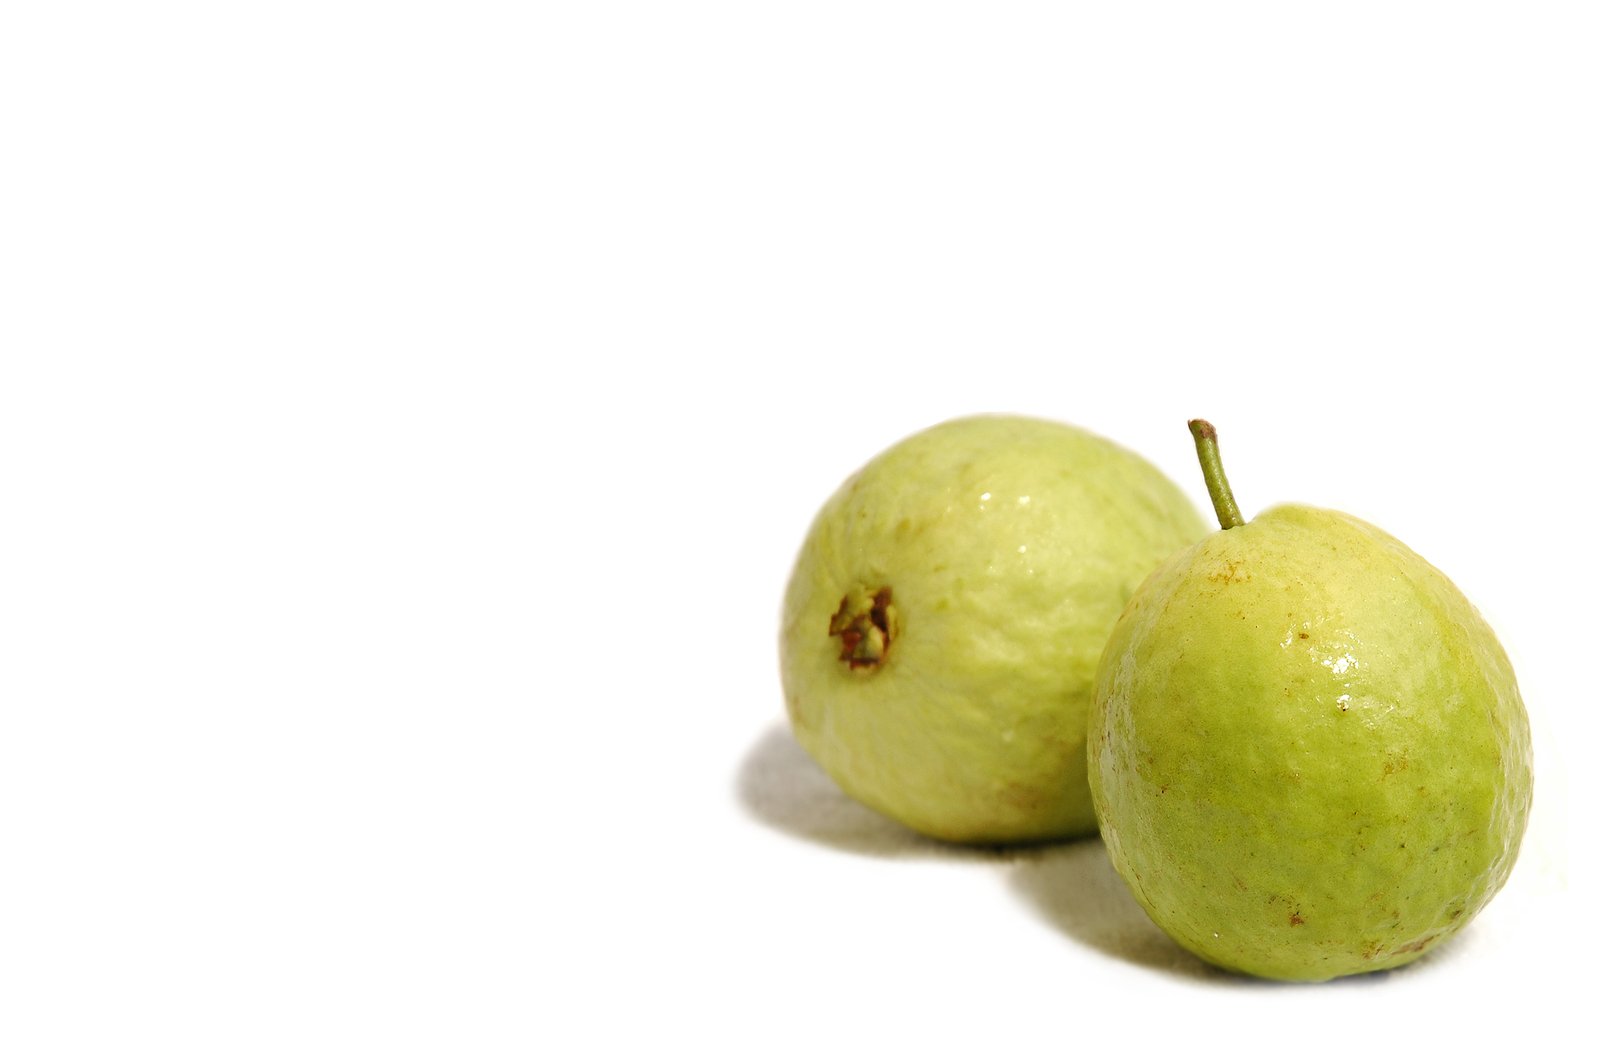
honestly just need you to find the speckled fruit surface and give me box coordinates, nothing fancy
[1089,504,1533,980]
[780,415,1207,844]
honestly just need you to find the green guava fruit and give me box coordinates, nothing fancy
[779,415,1208,844]
[1089,420,1533,980]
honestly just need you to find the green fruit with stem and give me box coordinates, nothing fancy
[780,415,1207,844]
[1089,420,1532,980]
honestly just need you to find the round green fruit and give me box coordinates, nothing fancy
[1089,421,1532,980]
[780,415,1207,844]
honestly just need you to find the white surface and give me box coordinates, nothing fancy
[2,2,1591,1059]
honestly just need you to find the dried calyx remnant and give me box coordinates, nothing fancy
[828,587,897,670]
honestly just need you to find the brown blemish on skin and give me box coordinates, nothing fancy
[999,782,1042,810]
[1209,559,1253,585]
[1382,752,1410,777]
[1393,934,1437,955]
[1267,893,1304,924]
[1298,632,1310,640]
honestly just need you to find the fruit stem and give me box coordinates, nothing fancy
[1187,419,1246,529]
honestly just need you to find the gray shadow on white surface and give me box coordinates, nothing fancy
[735,722,1022,860]
[1006,840,1230,982]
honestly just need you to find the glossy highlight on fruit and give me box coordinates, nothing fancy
[780,415,1207,844]
[1088,421,1532,980]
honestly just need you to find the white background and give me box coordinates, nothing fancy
[2,2,1592,1059]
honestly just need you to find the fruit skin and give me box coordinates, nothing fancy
[1089,504,1532,980]
[780,415,1208,844]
